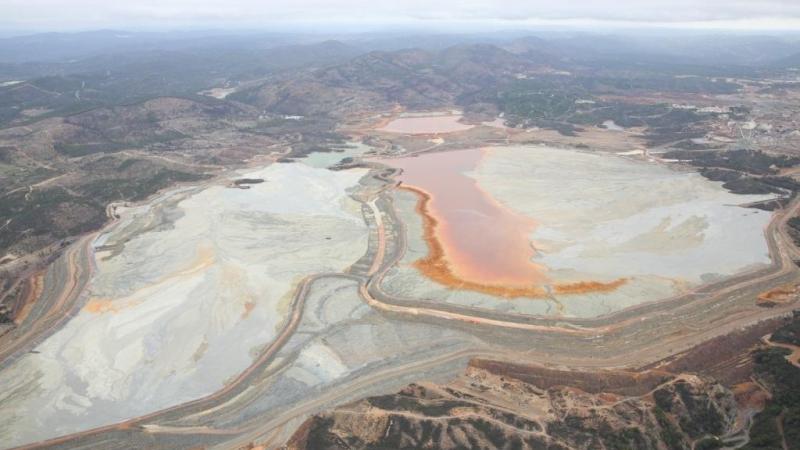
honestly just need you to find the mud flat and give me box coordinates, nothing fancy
[380,145,776,318]
[378,112,474,135]
[0,163,368,448]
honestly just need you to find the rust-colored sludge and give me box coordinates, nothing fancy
[406,185,626,298]
[386,147,626,299]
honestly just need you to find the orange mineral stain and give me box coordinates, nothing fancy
[384,148,625,298]
[84,298,121,314]
[84,244,216,314]
[83,297,143,314]
[404,185,547,298]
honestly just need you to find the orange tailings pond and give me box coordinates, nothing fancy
[383,148,625,298]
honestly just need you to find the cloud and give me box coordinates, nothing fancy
[2,0,800,30]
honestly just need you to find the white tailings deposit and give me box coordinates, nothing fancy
[0,163,367,447]
[380,145,776,318]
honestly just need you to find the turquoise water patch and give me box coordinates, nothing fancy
[300,142,373,169]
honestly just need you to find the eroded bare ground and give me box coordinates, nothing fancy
[286,314,800,450]
[287,364,738,450]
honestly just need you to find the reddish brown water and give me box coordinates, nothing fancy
[385,148,548,290]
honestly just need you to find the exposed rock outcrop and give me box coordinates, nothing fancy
[286,360,737,450]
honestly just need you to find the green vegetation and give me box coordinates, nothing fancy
[494,78,584,134]
[695,436,724,450]
[663,149,800,175]
[0,167,206,253]
[598,425,649,450]
[78,168,206,203]
[568,102,666,128]
[675,382,726,438]
[745,402,784,450]
[654,406,688,450]
[499,87,577,121]
[0,165,58,191]
[116,158,143,172]
[0,187,105,250]
[720,176,800,196]
[574,75,740,95]
[493,76,719,140]
[53,142,128,157]
[787,218,800,248]
[772,311,800,346]
[743,314,800,450]
[366,391,473,417]
[667,150,800,197]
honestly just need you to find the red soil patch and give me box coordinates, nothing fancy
[757,284,798,307]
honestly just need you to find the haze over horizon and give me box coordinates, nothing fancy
[2,0,800,33]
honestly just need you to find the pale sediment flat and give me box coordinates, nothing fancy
[602,120,625,131]
[196,276,479,445]
[0,163,368,448]
[378,114,474,134]
[381,145,775,318]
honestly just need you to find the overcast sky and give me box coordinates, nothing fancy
[3,0,800,32]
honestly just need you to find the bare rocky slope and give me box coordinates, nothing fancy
[283,313,800,450]
[286,360,737,450]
